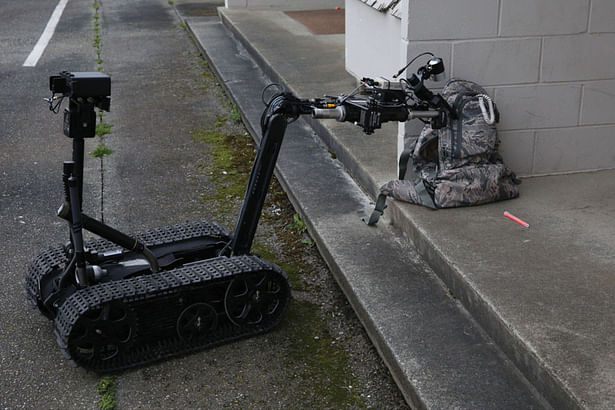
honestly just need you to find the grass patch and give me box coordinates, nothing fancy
[95,121,112,137]
[284,300,365,407]
[192,129,253,205]
[97,376,117,410]
[229,104,241,122]
[251,241,306,291]
[195,57,214,80]
[214,113,227,128]
[91,0,112,222]
[90,143,113,158]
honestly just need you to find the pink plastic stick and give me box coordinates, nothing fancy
[504,211,529,228]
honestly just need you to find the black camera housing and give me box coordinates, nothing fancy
[49,72,111,138]
[50,71,111,100]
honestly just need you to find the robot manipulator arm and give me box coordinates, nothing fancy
[260,54,451,135]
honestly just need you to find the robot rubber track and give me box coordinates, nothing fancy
[26,222,290,373]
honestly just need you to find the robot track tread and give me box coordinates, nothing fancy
[53,254,290,373]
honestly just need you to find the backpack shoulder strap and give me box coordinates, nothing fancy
[398,146,414,180]
[415,179,437,209]
[360,178,437,226]
[359,193,388,226]
[399,126,438,180]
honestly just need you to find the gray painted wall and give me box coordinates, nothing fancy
[347,0,615,176]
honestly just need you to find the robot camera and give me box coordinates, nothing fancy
[425,57,445,82]
[47,72,111,138]
[49,71,111,100]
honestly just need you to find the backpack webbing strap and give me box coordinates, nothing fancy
[359,193,388,226]
[415,180,437,209]
[359,180,437,226]
[398,146,414,180]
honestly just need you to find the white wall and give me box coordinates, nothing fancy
[344,0,401,79]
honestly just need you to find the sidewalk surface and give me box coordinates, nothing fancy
[175,3,615,409]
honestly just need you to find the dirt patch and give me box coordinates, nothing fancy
[285,9,345,35]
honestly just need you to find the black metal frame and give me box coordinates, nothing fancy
[58,95,162,288]
[227,113,288,256]
[49,88,299,299]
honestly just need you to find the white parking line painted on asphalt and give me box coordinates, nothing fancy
[23,0,69,67]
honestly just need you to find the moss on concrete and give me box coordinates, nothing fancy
[192,129,253,209]
[284,300,365,408]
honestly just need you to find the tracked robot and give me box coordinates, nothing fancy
[25,55,450,372]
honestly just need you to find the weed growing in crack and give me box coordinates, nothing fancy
[96,376,117,410]
[90,1,113,223]
[229,104,242,122]
[90,3,118,404]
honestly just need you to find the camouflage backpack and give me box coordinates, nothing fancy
[363,79,520,225]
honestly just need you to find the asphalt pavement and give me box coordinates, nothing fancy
[1,1,105,408]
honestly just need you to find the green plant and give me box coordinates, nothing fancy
[229,104,241,122]
[96,376,117,410]
[290,213,313,245]
[93,33,101,49]
[91,143,113,158]
[91,0,113,222]
[96,121,112,137]
[92,1,103,72]
[290,213,307,234]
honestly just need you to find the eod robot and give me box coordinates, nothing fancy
[26,56,449,372]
